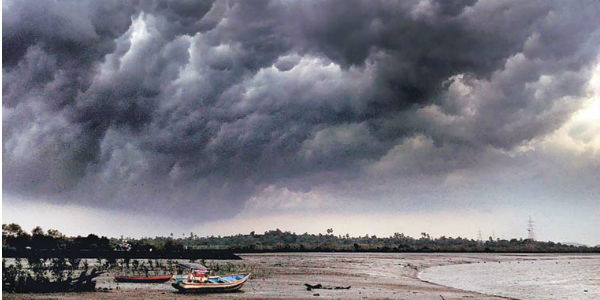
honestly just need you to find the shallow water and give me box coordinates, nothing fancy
[419,256,600,300]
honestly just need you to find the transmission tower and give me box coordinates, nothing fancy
[477,228,483,243]
[527,216,535,241]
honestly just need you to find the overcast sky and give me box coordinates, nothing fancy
[3,0,599,245]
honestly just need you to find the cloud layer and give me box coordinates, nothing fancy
[3,0,600,220]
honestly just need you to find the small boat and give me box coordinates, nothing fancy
[171,273,251,293]
[114,274,173,283]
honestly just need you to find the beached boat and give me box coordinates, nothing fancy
[171,273,251,293]
[114,274,173,283]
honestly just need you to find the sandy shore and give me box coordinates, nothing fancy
[4,252,587,300]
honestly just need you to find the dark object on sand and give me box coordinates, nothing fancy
[305,283,351,291]
[114,274,173,283]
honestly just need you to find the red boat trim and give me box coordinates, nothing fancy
[115,275,172,280]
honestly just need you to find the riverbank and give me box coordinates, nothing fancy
[5,253,594,300]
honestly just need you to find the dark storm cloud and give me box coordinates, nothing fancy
[3,0,599,218]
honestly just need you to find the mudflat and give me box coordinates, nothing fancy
[4,252,572,300]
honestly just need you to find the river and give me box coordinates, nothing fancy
[419,255,600,300]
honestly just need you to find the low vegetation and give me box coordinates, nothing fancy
[2,257,101,293]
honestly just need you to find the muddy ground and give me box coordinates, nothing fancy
[3,252,583,300]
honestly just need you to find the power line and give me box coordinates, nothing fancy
[527,216,536,241]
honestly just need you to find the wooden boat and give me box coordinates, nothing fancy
[114,274,173,283]
[171,273,251,293]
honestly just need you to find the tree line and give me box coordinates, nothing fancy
[4,223,598,253]
[171,229,599,253]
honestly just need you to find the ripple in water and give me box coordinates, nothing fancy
[419,257,600,300]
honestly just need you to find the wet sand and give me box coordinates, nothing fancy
[3,252,587,300]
